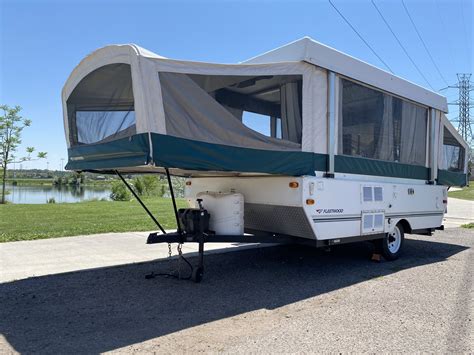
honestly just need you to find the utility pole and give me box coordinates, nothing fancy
[448,73,473,147]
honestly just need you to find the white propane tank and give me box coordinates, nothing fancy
[196,192,244,235]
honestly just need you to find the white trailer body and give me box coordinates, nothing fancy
[185,175,446,245]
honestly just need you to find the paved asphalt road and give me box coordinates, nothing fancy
[1,228,472,354]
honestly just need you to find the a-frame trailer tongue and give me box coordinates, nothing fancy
[115,169,302,283]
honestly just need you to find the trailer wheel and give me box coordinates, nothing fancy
[381,224,404,260]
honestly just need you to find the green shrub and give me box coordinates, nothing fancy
[132,175,159,196]
[142,175,159,195]
[133,176,145,195]
[47,197,56,204]
[110,181,131,201]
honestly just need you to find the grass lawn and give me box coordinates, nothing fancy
[0,198,187,243]
[448,184,474,201]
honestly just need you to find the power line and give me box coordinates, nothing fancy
[401,0,449,86]
[371,0,435,91]
[328,0,394,73]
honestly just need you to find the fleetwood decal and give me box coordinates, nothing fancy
[316,208,344,214]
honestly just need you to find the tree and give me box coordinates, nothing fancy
[0,105,47,204]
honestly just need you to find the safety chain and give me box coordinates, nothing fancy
[167,242,173,275]
[164,242,185,279]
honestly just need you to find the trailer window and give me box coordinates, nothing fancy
[209,75,302,143]
[340,79,427,166]
[159,72,302,151]
[67,63,135,145]
[441,127,465,172]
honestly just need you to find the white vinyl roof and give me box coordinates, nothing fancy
[244,37,448,113]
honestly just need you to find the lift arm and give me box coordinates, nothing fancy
[115,170,167,234]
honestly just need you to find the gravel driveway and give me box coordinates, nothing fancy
[1,228,472,353]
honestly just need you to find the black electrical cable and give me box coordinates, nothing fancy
[371,0,435,91]
[401,0,449,86]
[328,0,394,74]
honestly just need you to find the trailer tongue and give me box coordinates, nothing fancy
[117,168,305,283]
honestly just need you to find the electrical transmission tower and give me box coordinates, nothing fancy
[448,73,473,147]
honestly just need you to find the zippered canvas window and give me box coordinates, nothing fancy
[67,63,136,146]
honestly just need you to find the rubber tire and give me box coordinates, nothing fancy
[380,224,404,261]
[192,267,203,283]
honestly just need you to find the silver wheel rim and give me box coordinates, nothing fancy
[388,226,401,254]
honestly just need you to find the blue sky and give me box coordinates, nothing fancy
[1,0,472,169]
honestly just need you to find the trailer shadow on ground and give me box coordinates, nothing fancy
[0,237,468,354]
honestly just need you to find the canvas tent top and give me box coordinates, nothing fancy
[63,38,448,117]
[62,37,467,185]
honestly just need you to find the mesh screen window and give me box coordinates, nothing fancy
[340,79,427,166]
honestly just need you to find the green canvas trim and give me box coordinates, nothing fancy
[334,155,430,180]
[151,133,325,176]
[437,169,467,187]
[66,133,150,170]
[65,132,434,182]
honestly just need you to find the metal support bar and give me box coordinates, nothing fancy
[147,231,304,245]
[148,231,387,248]
[115,170,166,234]
[429,109,438,183]
[165,168,182,233]
[270,116,277,138]
[326,71,336,178]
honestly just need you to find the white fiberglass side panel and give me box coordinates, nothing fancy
[303,176,445,240]
[185,176,303,207]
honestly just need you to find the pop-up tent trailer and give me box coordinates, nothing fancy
[63,37,469,281]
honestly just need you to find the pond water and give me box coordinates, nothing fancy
[4,184,111,204]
